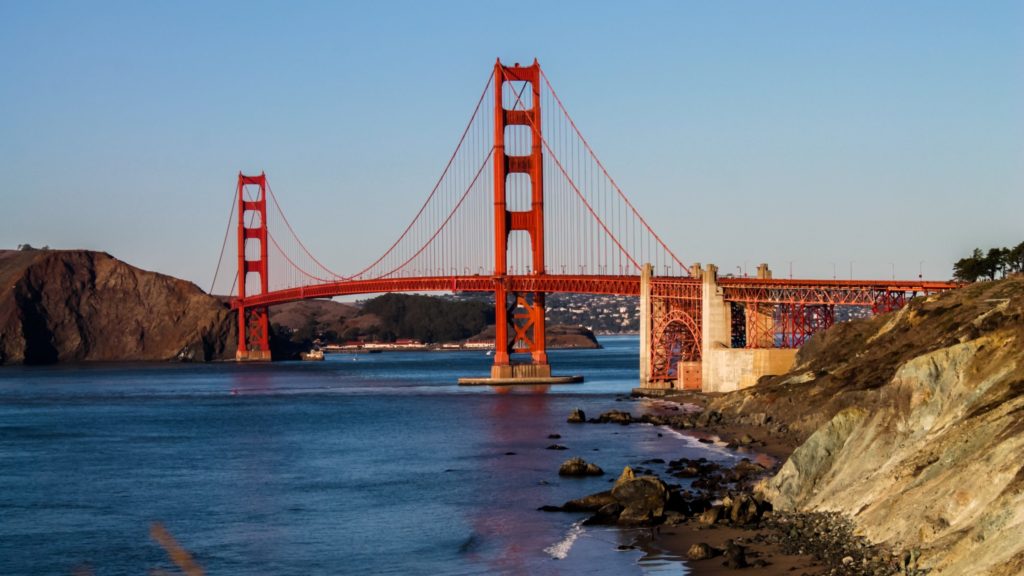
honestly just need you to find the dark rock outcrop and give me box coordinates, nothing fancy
[567,408,586,423]
[611,473,670,525]
[562,490,616,512]
[723,540,749,569]
[558,457,604,476]
[593,410,633,425]
[0,250,235,364]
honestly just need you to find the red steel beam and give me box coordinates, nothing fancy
[232,275,958,311]
[232,274,644,309]
[719,279,958,306]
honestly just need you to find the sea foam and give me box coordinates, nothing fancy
[544,520,585,560]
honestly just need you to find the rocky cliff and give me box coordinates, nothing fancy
[0,250,236,364]
[709,277,1024,575]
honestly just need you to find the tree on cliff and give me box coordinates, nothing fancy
[1007,241,1024,274]
[953,242,1023,282]
[954,249,986,282]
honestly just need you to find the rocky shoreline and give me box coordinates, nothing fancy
[543,405,929,576]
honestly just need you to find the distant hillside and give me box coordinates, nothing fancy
[468,323,600,349]
[0,249,235,364]
[270,294,599,349]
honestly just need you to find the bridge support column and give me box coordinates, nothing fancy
[638,263,652,385]
[234,172,272,362]
[701,262,798,392]
[700,264,733,391]
[237,305,271,361]
[460,58,580,386]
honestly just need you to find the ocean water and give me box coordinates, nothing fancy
[0,336,736,575]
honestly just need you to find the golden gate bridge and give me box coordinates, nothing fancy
[210,59,956,392]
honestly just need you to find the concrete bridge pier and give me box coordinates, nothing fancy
[638,263,653,385]
[636,262,798,395]
[698,264,797,393]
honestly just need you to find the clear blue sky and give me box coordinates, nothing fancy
[2,1,1021,285]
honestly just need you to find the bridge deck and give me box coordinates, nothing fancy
[231,274,957,309]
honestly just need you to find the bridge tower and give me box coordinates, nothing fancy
[235,172,272,361]
[491,59,550,379]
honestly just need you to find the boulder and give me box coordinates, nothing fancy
[723,540,749,569]
[687,542,720,561]
[698,505,723,526]
[729,459,767,483]
[728,492,767,525]
[596,410,633,425]
[662,511,687,526]
[567,408,586,423]
[611,475,669,525]
[559,456,604,476]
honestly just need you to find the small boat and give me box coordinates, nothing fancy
[300,349,325,361]
[485,350,493,356]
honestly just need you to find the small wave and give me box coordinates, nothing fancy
[544,520,585,560]
[657,425,736,459]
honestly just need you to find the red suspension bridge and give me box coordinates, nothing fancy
[210,59,957,391]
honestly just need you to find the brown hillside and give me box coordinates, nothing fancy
[0,250,236,364]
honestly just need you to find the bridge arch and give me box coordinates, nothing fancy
[649,309,701,384]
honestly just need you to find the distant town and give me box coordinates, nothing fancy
[437,293,641,334]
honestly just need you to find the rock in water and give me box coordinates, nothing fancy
[567,408,586,423]
[611,475,669,525]
[687,542,719,560]
[558,457,604,476]
[596,410,633,425]
[582,502,624,526]
[614,466,636,487]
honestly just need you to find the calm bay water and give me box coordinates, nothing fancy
[0,336,736,575]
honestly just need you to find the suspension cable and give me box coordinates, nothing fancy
[539,69,689,275]
[500,67,639,272]
[346,71,495,280]
[209,185,238,294]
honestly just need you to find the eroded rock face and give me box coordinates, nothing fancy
[751,278,1024,576]
[0,250,236,364]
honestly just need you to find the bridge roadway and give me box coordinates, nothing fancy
[232,274,956,309]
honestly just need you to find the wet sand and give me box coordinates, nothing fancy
[656,523,826,575]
